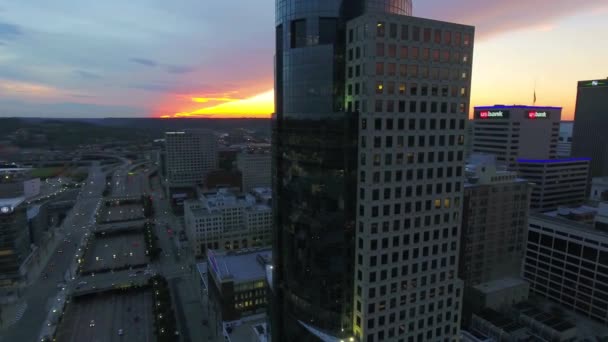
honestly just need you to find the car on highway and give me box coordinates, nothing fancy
[118,328,124,336]
[89,320,95,327]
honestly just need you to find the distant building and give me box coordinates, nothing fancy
[472,105,561,167]
[184,188,272,257]
[0,197,31,287]
[236,152,271,193]
[571,78,608,177]
[557,121,573,158]
[207,248,271,322]
[0,167,40,199]
[164,129,218,187]
[517,158,590,212]
[590,177,608,202]
[523,205,608,325]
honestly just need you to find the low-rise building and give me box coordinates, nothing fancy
[184,188,272,257]
[207,248,271,323]
[523,204,608,325]
[517,158,590,212]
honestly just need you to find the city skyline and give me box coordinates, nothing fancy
[1,0,607,119]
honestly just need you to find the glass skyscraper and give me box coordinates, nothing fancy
[272,1,474,341]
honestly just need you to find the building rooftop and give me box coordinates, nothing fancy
[515,302,576,332]
[473,277,528,294]
[224,316,269,342]
[474,105,562,110]
[544,205,598,218]
[208,248,272,283]
[517,158,591,164]
[476,309,525,334]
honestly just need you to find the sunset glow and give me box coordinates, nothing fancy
[167,89,274,118]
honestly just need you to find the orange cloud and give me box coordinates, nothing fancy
[166,89,274,118]
[0,79,61,97]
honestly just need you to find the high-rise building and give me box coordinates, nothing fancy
[460,155,531,286]
[557,121,573,158]
[523,205,608,325]
[272,1,473,340]
[237,152,271,193]
[517,158,590,212]
[471,105,561,167]
[184,188,272,257]
[164,129,218,187]
[571,79,608,177]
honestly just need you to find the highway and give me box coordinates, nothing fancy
[0,162,107,342]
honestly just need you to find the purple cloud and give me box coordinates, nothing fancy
[418,0,608,39]
[129,58,157,67]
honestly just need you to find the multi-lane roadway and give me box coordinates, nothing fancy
[0,162,107,342]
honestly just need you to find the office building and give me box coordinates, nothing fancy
[557,121,573,158]
[0,197,31,287]
[459,155,531,325]
[471,105,561,167]
[207,248,271,323]
[164,129,218,187]
[571,78,608,177]
[460,155,530,286]
[517,158,590,212]
[522,206,608,325]
[184,188,272,257]
[237,152,271,193]
[272,0,473,340]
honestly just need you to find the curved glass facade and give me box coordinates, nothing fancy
[272,1,413,341]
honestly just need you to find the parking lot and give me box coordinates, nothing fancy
[55,289,154,342]
[98,203,145,223]
[82,232,148,273]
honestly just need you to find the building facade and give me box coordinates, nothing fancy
[557,121,573,158]
[517,158,590,212]
[273,1,473,341]
[590,177,608,202]
[460,155,531,286]
[164,129,218,187]
[184,188,272,257]
[571,79,608,177]
[237,152,271,193]
[207,248,271,323]
[523,212,608,325]
[0,197,30,287]
[471,105,561,167]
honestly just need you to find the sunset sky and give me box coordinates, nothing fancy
[0,0,607,120]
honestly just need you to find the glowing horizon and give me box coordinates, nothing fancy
[164,89,274,118]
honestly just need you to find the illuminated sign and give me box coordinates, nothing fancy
[580,80,607,88]
[475,110,510,119]
[527,111,550,119]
